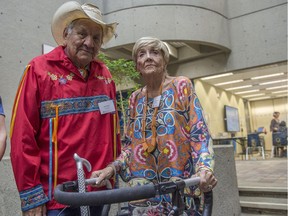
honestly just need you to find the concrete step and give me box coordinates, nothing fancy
[241,214,279,216]
[239,186,288,198]
[240,196,287,210]
[241,207,287,215]
[239,186,288,193]
[239,186,288,215]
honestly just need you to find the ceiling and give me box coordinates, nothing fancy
[200,62,288,101]
[104,41,287,101]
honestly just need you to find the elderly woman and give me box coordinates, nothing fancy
[10,2,119,216]
[93,37,217,215]
[270,111,280,132]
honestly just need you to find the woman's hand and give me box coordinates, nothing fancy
[22,205,46,216]
[198,170,217,192]
[90,166,115,187]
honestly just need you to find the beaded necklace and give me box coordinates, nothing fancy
[142,81,164,153]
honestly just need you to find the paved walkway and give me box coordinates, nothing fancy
[235,157,287,188]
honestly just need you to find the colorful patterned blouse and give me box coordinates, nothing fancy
[116,76,214,216]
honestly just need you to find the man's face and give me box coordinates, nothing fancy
[64,19,103,68]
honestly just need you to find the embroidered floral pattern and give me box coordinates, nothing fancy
[59,76,67,85]
[47,72,74,83]
[47,72,58,80]
[95,75,112,84]
[66,73,74,81]
[177,79,189,101]
[20,185,49,212]
[40,95,111,118]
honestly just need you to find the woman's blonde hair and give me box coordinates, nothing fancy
[132,37,170,64]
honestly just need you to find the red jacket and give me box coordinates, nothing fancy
[10,46,120,211]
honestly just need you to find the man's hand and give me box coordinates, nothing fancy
[90,166,114,187]
[22,205,46,216]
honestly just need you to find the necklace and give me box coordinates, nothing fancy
[142,81,164,153]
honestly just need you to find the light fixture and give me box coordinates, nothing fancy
[214,80,243,86]
[249,96,271,101]
[225,85,252,91]
[276,94,288,97]
[271,89,288,94]
[242,93,265,98]
[259,79,288,85]
[201,73,233,80]
[266,85,288,90]
[251,73,284,80]
[235,89,259,94]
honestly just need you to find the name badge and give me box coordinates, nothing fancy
[152,95,161,108]
[98,100,115,114]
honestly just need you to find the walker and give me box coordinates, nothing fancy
[54,153,213,216]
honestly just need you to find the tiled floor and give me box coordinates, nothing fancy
[235,157,287,187]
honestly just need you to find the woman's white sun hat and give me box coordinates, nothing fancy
[51,1,118,45]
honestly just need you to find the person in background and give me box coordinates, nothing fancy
[10,2,120,216]
[278,120,287,157]
[270,111,281,157]
[0,96,7,161]
[270,111,280,132]
[92,37,217,215]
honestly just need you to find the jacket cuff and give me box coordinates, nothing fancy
[20,185,49,212]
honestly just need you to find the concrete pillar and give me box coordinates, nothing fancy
[213,145,241,216]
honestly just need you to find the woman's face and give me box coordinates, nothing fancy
[136,46,166,77]
[64,19,103,68]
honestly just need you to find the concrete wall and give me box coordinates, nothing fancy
[173,1,287,79]
[0,159,21,215]
[226,0,287,70]
[96,0,231,51]
[95,0,287,78]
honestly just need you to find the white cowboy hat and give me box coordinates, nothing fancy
[51,1,118,45]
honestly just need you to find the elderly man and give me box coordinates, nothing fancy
[10,2,120,215]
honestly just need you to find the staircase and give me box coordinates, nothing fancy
[239,186,288,215]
